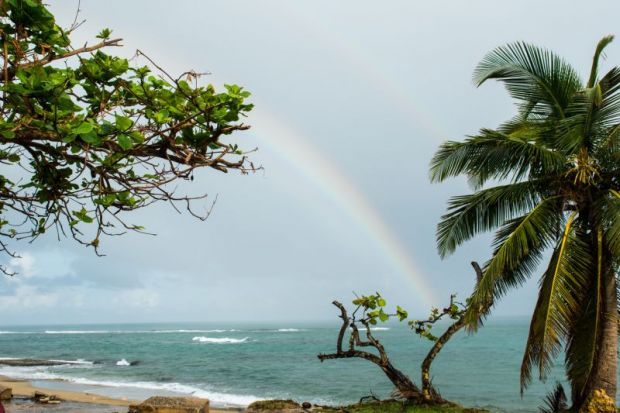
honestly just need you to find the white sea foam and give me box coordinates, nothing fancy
[348,326,390,331]
[116,359,130,366]
[0,331,33,334]
[192,336,248,344]
[49,359,94,366]
[41,329,240,335]
[45,330,113,334]
[152,329,238,333]
[276,328,304,332]
[0,365,260,407]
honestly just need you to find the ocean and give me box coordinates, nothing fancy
[0,318,607,412]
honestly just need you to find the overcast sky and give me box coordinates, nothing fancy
[1,0,619,325]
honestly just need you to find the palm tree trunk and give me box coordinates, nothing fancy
[581,269,618,410]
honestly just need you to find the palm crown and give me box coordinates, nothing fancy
[430,36,620,406]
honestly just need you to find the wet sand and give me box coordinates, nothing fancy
[0,376,240,412]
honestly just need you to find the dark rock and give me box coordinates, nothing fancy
[33,391,61,404]
[129,396,209,413]
[245,399,303,412]
[0,386,11,401]
[301,401,311,409]
[0,359,66,367]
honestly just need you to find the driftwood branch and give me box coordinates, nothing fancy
[318,301,422,400]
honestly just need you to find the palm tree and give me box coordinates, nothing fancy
[430,36,620,411]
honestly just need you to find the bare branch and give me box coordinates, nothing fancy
[319,301,422,401]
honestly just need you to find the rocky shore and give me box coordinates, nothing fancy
[0,376,239,413]
[0,359,78,367]
[0,375,487,413]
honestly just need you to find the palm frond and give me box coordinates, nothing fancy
[520,214,591,392]
[437,181,544,258]
[593,68,620,159]
[565,229,604,403]
[430,128,565,186]
[587,35,615,88]
[464,197,562,328]
[474,42,582,120]
[539,382,568,413]
[561,65,620,153]
[600,190,620,256]
[596,67,620,129]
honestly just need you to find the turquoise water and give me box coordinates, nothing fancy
[0,318,609,412]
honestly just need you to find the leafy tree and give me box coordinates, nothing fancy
[0,0,254,270]
[431,36,620,411]
[319,262,492,405]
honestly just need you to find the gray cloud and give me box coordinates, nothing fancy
[0,0,615,324]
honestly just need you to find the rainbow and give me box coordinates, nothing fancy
[249,106,439,308]
[237,7,445,308]
[140,5,443,308]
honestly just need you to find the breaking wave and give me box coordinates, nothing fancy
[192,336,248,344]
[41,329,240,335]
[45,330,111,334]
[152,329,238,333]
[0,365,259,407]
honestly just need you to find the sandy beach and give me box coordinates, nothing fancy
[0,376,239,412]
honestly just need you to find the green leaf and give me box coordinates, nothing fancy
[74,122,94,134]
[72,207,94,224]
[129,131,145,143]
[378,310,389,322]
[96,28,112,40]
[80,130,100,144]
[0,130,15,139]
[115,115,133,131]
[153,110,170,124]
[396,306,408,321]
[117,134,133,150]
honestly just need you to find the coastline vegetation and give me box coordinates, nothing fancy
[319,263,491,405]
[0,0,255,270]
[431,36,620,412]
[247,399,488,413]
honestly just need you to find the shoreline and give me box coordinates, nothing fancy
[0,375,241,412]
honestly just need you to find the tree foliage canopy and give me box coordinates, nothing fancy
[0,0,254,262]
[431,36,620,407]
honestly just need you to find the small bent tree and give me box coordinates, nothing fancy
[0,1,255,269]
[318,262,492,405]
